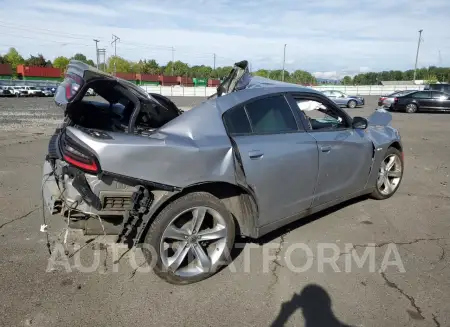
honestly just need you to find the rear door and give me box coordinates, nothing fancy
[286,93,373,207]
[223,94,319,226]
[411,91,432,109]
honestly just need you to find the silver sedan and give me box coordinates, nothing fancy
[42,60,404,284]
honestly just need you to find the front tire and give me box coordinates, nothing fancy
[347,100,357,109]
[142,192,235,285]
[370,147,403,200]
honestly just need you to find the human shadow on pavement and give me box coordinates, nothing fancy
[271,284,355,327]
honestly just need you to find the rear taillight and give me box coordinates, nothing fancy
[64,73,83,101]
[394,97,398,103]
[60,132,99,173]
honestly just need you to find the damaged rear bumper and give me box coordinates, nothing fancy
[42,160,63,215]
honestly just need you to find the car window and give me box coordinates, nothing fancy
[432,91,449,100]
[322,91,331,96]
[244,95,298,134]
[412,91,430,99]
[294,97,347,131]
[223,106,252,135]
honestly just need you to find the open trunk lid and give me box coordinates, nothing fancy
[54,60,182,133]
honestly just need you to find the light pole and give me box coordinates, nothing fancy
[413,29,423,84]
[282,44,286,81]
[93,39,99,69]
[111,34,120,75]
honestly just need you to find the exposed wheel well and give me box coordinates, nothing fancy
[389,141,402,152]
[141,182,258,242]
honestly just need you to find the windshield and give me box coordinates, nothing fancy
[29,87,37,90]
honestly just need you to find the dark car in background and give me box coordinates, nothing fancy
[392,90,450,113]
[424,83,450,94]
[378,90,417,110]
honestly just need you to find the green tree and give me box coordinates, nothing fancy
[342,76,353,85]
[4,47,24,70]
[0,55,5,64]
[72,53,95,67]
[253,69,270,78]
[290,70,316,84]
[107,56,133,73]
[164,60,189,76]
[25,54,47,67]
[53,56,70,73]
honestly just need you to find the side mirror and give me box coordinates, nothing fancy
[352,116,368,129]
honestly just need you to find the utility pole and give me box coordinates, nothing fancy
[413,29,423,84]
[282,44,286,82]
[93,39,100,69]
[438,50,442,66]
[98,48,106,71]
[213,53,216,77]
[111,34,120,75]
[171,47,175,76]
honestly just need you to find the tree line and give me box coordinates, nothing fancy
[1,47,449,84]
[342,66,450,85]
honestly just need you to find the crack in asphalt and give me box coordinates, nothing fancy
[432,313,441,327]
[380,272,425,321]
[103,245,109,273]
[267,234,285,291]
[0,207,40,229]
[339,237,448,257]
[129,262,147,279]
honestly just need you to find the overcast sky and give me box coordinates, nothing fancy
[0,0,449,79]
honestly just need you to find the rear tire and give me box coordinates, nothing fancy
[370,147,403,200]
[347,100,357,109]
[142,192,235,285]
[405,103,418,113]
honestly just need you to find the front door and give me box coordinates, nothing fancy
[308,130,373,206]
[223,94,319,226]
[286,93,373,207]
[431,91,450,110]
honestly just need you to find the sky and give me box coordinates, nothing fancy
[0,0,449,79]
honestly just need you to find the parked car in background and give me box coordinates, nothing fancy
[424,83,450,94]
[42,60,403,284]
[1,86,14,97]
[85,88,96,96]
[41,87,55,97]
[23,86,44,97]
[392,90,450,113]
[321,90,365,108]
[11,86,28,97]
[378,90,417,110]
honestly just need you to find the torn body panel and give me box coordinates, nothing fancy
[364,109,402,189]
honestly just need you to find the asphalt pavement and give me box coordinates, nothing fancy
[0,95,449,327]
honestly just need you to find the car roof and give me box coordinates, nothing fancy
[215,76,324,114]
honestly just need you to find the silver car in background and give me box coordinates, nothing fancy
[42,60,404,284]
[321,90,365,108]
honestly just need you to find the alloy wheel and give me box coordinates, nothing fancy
[406,104,417,113]
[377,154,402,195]
[159,206,228,277]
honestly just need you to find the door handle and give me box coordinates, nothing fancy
[320,145,332,153]
[248,150,264,159]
